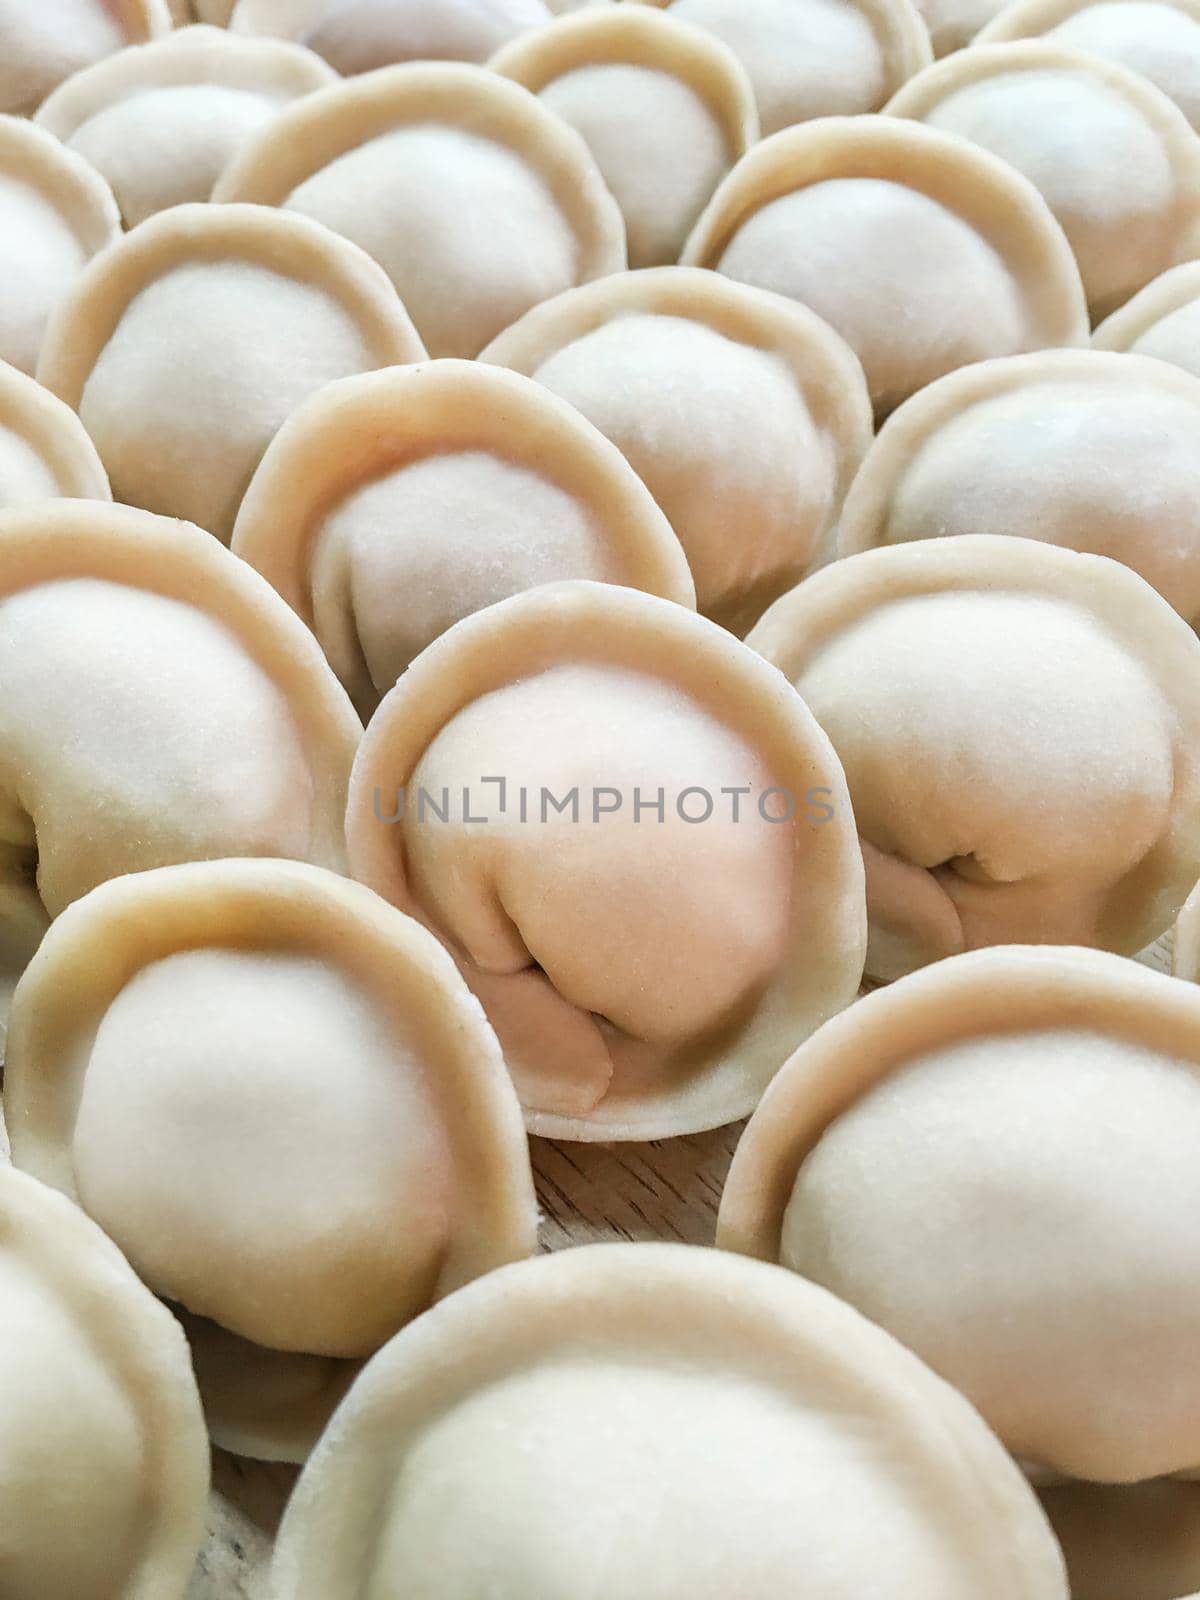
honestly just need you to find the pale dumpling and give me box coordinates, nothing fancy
[230,0,553,73]
[0,499,360,1044]
[0,358,110,509]
[720,945,1200,1483]
[36,202,425,542]
[980,0,1200,134]
[747,535,1200,980]
[269,1245,1068,1599]
[492,7,756,268]
[886,44,1200,322]
[630,0,933,135]
[0,1164,208,1598]
[35,26,337,228]
[231,360,696,718]
[214,63,626,356]
[1094,261,1200,378]
[346,580,866,1139]
[683,116,1088,416]
[915,0,1011,54]
[5,857,537,1463]
[481,267,872,633]
[0,0,171,115]
[0,116,119,378]
[835,350,1200,627]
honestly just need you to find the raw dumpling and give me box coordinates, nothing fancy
[1039,1480,1200,1600]
[230,0,553,72]
[915,0,1011,53]
[0,116,119,378]
[886,44,1200,322]
[0,499,360,1045]
[213,62,626,356]
[5,857,537,1462]
[0,358,110,509]
[1094,260,1200,378]
[481,267,872,634]
[0,0,171,115]
[979,0,1200,134]
[719,944,1200,1482]
[835,349,1200,627]
[36,202,425,542]
[747,535,1200,979]
[492,7,757,268]
[231,360,697,719]
[346,580,866,1140]
[0,1164,208,1598]
[629,0,932,135]
[35,26,337,229]
[269,1244,1068,1599]
[683,116,1088,416]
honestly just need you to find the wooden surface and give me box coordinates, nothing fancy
[0,935,1173,1597]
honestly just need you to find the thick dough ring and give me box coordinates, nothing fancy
[0,0,171,115]
[1094,260,1200,379]
[0,357,110,510]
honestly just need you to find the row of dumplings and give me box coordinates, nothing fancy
[8,1,1200,1597]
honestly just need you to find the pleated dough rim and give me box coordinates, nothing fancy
[0,358,112,502]
[0,112,121,258]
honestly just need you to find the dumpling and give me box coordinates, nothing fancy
[229,0,552,73]
[491,6,757,269]
[628,0,932,135]
[747,535,1200,980]
[481,267,872,634]
[0,1164,208,1598]
[682,116,1088,417]
[268,1244,1068,1599]
[1094,260,1200,378]
[5,857,537,1462]
[719,944,1200,1482]
[1038,1480,1200,1600]
[0,358,110,509]
[346,580,866,1139]
[915,0,1011,54]
[231,360,696,719]
[0,499,360,1044]
[979,0,1200,134]
[886,44,1200,322]
[213,62,626,357]
[34,25,337,229]
[0,0,171,115]
[835,349,1200,627]
[0,116,119,378]
[36,202,425,542]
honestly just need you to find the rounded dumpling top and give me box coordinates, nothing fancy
[0,359,110,511]
[492,6,757,269]
[1094,260,1200,378]
[720,945,1200,1483]
[36,201,425,543]
[747,534,1200,980]
[35,26,338,228]
[885,43,1200,322]
[0,115,120,379]
[683,115,1088,416]
[0,499,360,1044]
[834,349,1200,627]
[230,0,553,73]
[231,360,696,718]
[213,61,627,356]
[980,0,1200,133]
[0,0,171,115]
[5,857,537,1462]
[630,0,933,135]
[0,1163,208,1598]
[346,580,867,1140]
[270,1244,1068,1600]
[481,266,872,634]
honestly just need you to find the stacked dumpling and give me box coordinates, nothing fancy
[7,2,1200,1596]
